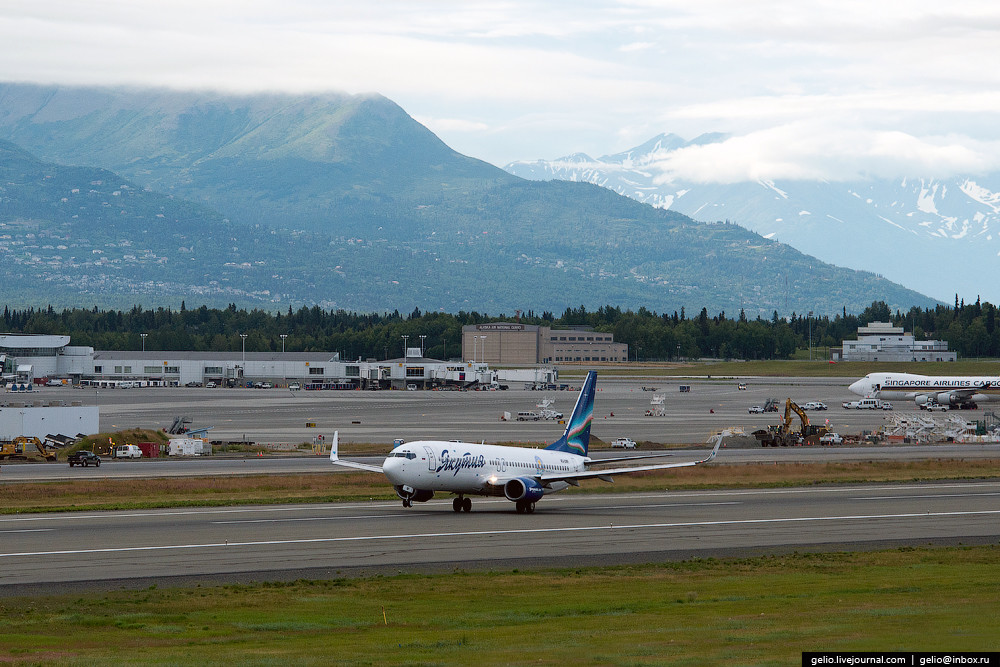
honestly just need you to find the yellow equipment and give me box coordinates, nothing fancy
[0,436,58,461]
[753,399,830,447]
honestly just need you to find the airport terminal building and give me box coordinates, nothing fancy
[0,335,493,390]
[832,321,957,362]
[461,323,628,365]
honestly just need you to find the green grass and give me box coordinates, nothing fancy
[557,359,1000,378]
[1,546,997,665]
[6,459,1000,514]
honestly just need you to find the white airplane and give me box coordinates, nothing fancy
[331,370,722,513]
[849,372,1000,409]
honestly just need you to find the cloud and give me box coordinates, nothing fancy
[649,123,1000,184]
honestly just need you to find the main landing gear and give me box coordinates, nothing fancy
[452,496,472,512]
[402,498,412,508]
[515,499,535,514]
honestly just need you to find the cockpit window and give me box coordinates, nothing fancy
[391,451,416,459]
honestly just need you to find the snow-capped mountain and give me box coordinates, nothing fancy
[505,133,1000,304]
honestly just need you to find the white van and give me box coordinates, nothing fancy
[112,444,142,459]
[516,411,540,421]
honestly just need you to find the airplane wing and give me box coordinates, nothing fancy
[329,431,384,473]
[585,451,682,466]
[541,438,723,484]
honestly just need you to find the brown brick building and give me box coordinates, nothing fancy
[461,323,627,364]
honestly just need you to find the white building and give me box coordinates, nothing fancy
[0,334,492,389]
[833,322,956,362]
[0,403,99,440]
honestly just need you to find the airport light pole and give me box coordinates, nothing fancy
[419,335,426,357]
[280,334,287,354]
[808,311,814,361]
[401,335,409,357]
[240,333,247,367]
[140,333,147,352]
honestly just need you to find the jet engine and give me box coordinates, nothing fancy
[393,485,434,503]
[504,477,545,503]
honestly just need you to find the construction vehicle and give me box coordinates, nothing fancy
[752,399,830,447]
[0,436,58,461]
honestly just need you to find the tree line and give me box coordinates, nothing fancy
[2,296,997,361]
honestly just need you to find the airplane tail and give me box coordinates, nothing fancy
[545,370,596,456]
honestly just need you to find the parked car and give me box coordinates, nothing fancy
[288,383,301,390]
[67,450,101,467]
[205,381,217,388]
[748,405,765,414]
[611,437,637,449]
[260,382,273,389]
[819,433,844,445]
[737,383,747,390]
[922,403,948,412]
[880,401,894,410]
[803,401,828,411]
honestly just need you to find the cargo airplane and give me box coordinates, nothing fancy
[849,372,1000,409]
[331,371,721,513]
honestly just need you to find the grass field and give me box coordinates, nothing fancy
[4,458,1000,514]
[1,546,996,665]
[557,359,1000,378]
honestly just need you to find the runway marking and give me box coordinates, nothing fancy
[3,509,1000,559]
[211,503,739,524]
[0,529,53,534]
[853,493,1000,500]
[570,501,740,511]
[213,513,411,525]
[0,503,406,524]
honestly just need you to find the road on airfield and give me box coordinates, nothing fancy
[2,480,999,593]
[32,375,943,446]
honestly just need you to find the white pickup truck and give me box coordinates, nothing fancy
[611,437,637,449]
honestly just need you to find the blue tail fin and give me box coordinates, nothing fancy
[545,371,596,456]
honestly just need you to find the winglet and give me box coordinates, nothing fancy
[329,430,339,463]
[704,434,724,463]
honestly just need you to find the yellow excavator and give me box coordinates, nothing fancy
[753,399,830,447]
[0,436,58,461]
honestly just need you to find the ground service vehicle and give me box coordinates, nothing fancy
[0,436,58,462]
[753,399,830,447]
[819,433,844,445]
[68,451,101,467]
[112,444,142,459]
[611,437,637,449]
[842,398,884,409]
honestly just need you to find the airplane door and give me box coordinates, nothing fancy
[423,445,436,471]
[499,457,507,472]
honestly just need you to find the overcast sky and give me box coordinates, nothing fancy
[3,0,1000,179]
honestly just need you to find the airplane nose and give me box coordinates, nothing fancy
[382,456,404,483]
[848,379,864,395]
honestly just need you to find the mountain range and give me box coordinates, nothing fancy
[0,83,937,316]
[504,133,1000,304]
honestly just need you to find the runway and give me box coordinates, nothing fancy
[3,480,999,594]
